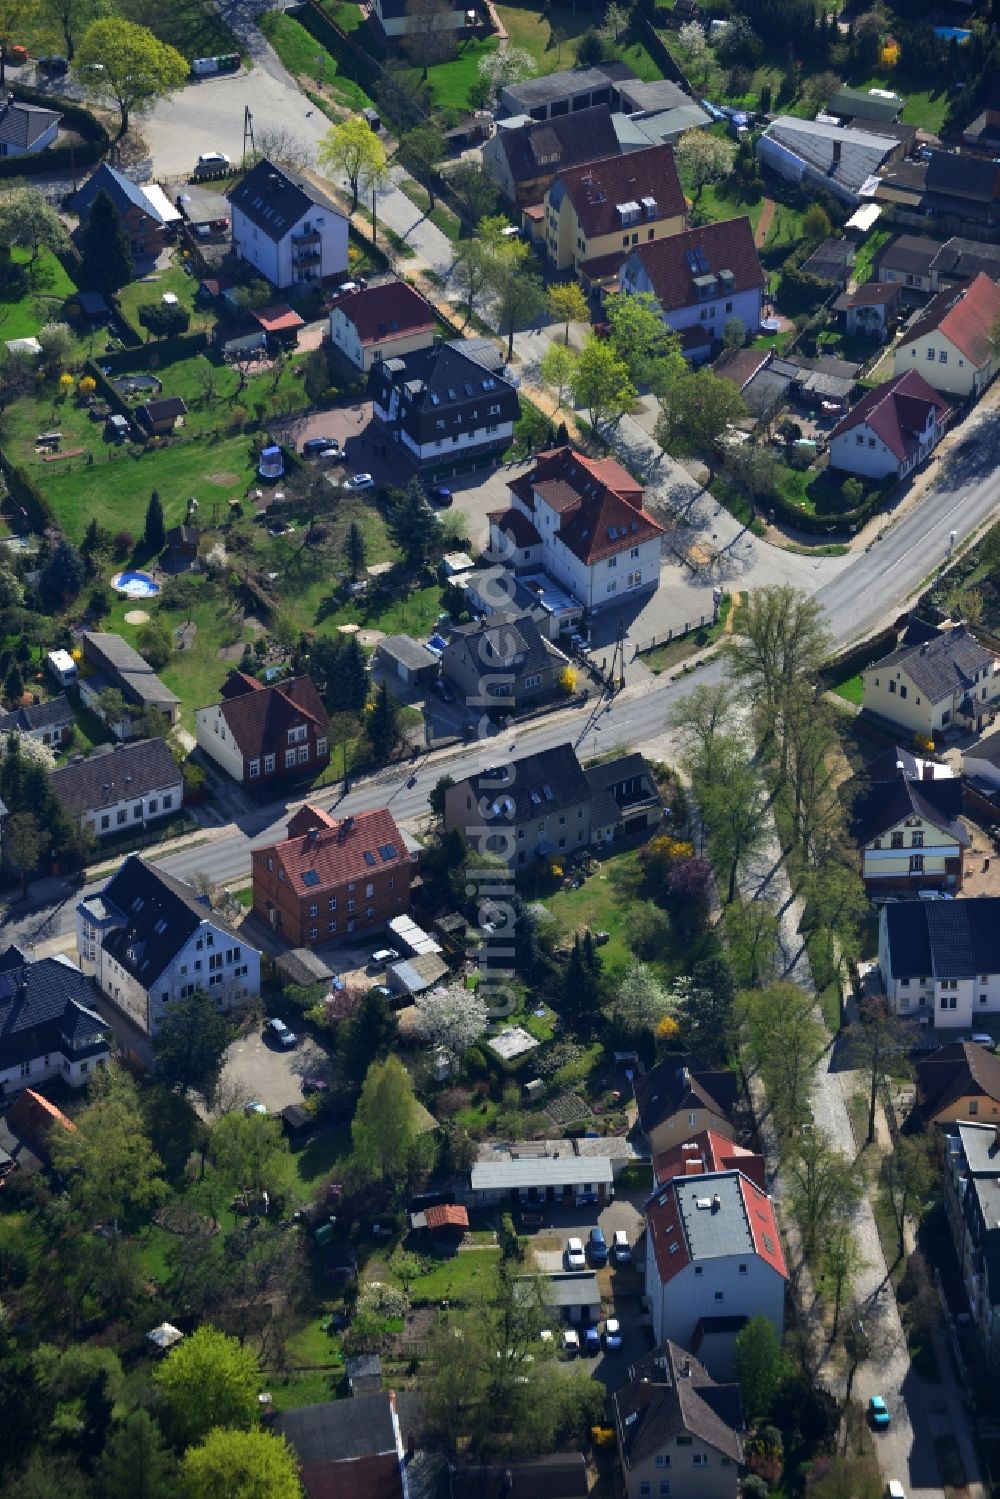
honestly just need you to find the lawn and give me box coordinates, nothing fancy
[404,1246,501,1304]
[16,0,237,62]
[0,247,79,342]
[497,4,662,83]
[421,38,500,112]
[831,672,864,705]
[688,180,766,235]
[115,257,216,337]
[640,594,731,675]
[396,180,462,242]
[260,10,376,111]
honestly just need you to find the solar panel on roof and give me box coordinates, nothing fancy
[302,869,320,886]
[363,850,376,867]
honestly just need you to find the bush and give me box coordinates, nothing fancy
[576,28,607,63]
[138,302,191,337]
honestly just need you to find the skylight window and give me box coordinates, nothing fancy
[154,919,167,934]
[378,843,398,861]
[302,870,320,887]
[530,790,541,804]
[608,526,618,540]
[430,392,440,405]
[543,785,554,801]
[363,850,377,867]
[132,897,144,912]
[447,387,458,399]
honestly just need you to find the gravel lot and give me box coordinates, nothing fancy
[217,1024,331,1113]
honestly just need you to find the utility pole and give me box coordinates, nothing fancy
[371,180,377,251]
[243,105,255,163]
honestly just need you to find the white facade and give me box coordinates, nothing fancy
[77,774,182,839]
[878,907,1000,1030]
[372,391,515,466]
[232,204,348,292]
[619,259,762,358]
[374,0,466,36]
[895,330,999,399]
[645,1252,785,1380]
[829,407,945,481]
[195,702,246,781]
[0,1039,107,1097]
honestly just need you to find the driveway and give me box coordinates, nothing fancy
[217,1025,331,1113]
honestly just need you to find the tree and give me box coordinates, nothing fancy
[676,19,708,70]
[821,1224,865,1336]
[42,0,103,59]
[155,1326,260,1448]
[98,1410,175,1499]
[451,238,492,324]
[428,773,455,820]
[319,117,389,211]
[152,990,232,1104]
[5,809,41,895]
[341,987,397,1082]
[209,1109,288,1195]
[802,201,832,244]
[352,1055,419,1182]
[0,0,28,84]
[570,334,635,431]
[74,19,188,137]
[840,476,863,509]
[0,188,69,274]
[403,0,456,75]
[808,1456,882,1499]
[656,368,747,459]
[388,477,438,568]
[600,0,631,42]
[606,290,684,392]
[77,189,132,296]
[447,161,502,226]
[413,983,488,1063]
[366,678,402,764]
[699,738,769,904]
[725,585,831,771]
[675,128,737,201]
[673,955,736,1062]
[740,981,824,1137]
[576,28,606,65]
[144,490,165,554]
[3,661,22,705]
[181,1427,301,1499]
[424,1315,489,1445]
[885,1135,935,1260]
[345,519,366,581]
[49,1065,165,1226]
[482,233,545,361]
[483,1260,551,1419]
[540,340,578,411]
[847,994,908,1147]
[547,282,589,345]
[803,68,841,109]
[397,124,446,209]
[734,1314,786,1423]
[39,537,85,611]
[723,315,746,349]
[669,681,735,787]
[374,64,430,134]
[478,45,537,107]
[137,621,172,670]
[611,959,669,1034]
[785,1130,859,1259]
[563,932,604,1020]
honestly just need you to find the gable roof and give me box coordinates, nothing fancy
[897,272,1000,367]
[550,143,685,238]
[508,445,663,566]
[916,1041,1000,1118]
[274,1393,399,1465]
[91,854,247,987]
[228,157,340,242]
[827,86,903,123]
[497,104,622,185]
[613,1340,744,1468]
[931,236,1000,285]
[263,806,411,897]
[0,693,73,736]
[925,150,1000,204]
[883,897,1000,981]
[139,396,187,423]
[0,99,61,149]
[50,738,181,820]
[454,741,592,825]
[334,279,436,346]
[654,1129,766,1192]
[445,613,555,680]
[713,346,770,391]
[868,624,994,703]
[214,672,329,760]
[623,215,764,312]
[0,952,108,1073]
[762,115,895,193]
[634,1053,739,1135]
[73,163,181,226]
[835,281,900,309]
[450,1454,589,1499]
[502,64,625,111]
[646,1170,787,1286]
[585,751,660,828]
[830,370,950,463]
[877,234,943,277]
[82,631,179,711]
[253,303,306,333]
[5,1087,75,1158]
[850,747,966,847]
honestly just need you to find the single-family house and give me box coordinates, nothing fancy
[228,157,348,290]
[329,279,437,372]
[894,272,1000,398]
[585,751,664,843]
[929,237,1000,294]
[77,853,260,1034]
[875,234,942,299]
[137,396,187,435]
[849,744,967,893]
[483,105,622,209]
[916,1041,1000,1127]
[654,1129,766,1193]
[944,1122,1000,1354]
[50,738,183,840]
[369,341,520,475]
[274,1391,412,1499]
[79,630,180,727]
[613,1341,744,1499]
[922,151,1000,235]
[490,446,664,611]
[441,612,567,711]
[634,1055,740,1155]
[540,143,687,288]
[73,163,181,258]
[878,896,1000,1028]
[195,670,331,789]
[252,804,415,948]
[618,217,765,362]
[0,946,110,1099]
[0,694,73,748]
[469,1139,615,1206]
[757,116,899,205]
[376,634,441,686]
[645,1170,787,1377]
[861,625,998,738]
[0,98,61,156]
[828,370,951,482]
[165,524,198,565]
[370,0,466,39]
[500,64,626,122]
[832,280,901,338]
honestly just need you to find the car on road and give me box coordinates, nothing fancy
[303,436,340,457]
[972,1033,995,1049]
[266,1017,297,1048]
[345,472,375,491]
[583,1325,601,1355]
[38,54,68,73]
[370,948,400,967]
[565,1236,586,1270]
[197,150,230,169]
[562,1329,580,1356]
[245,1101,268,1116]
[604,1318,622,1349]
[868,1396,891,1431]
[588,1226,608,1265]
[612,1230,631,1264]
[428,485,453,507]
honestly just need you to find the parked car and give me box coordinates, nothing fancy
[428,485,453,507]
[370,948,400,967]
[604,1318,622,1349]
[245,1101,268,1116]
[562,1329,580,1357]
[583,1325,601,1355]
[565,1236,586,1270]
[197,150,230,168]
[345,472,375,491]
[868,1396,891,1431]
[303,436,340,457]
[8,44,27,64]
[885,1484,906,1499]
[588,1226,608,1266]
[612,1229,631,1264]
[38,54,68,73]
[302,1077,329,1095]
[266,1017,297,1048]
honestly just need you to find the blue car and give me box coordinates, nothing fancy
[589,1227,608,1266]
[583,1325,601,1356]
[868,1396,891,1431]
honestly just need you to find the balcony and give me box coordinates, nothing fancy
[292,228,321,246]
[293,245,321,265]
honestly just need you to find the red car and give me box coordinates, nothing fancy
[8,45,28,64]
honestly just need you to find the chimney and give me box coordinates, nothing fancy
[711,1193,721,1212]
[680,1357,691,1378]
[923,760,934,781]
[832,139,842,165]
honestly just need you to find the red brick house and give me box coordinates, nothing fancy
[252,804,415,947]
[195,671,331,789]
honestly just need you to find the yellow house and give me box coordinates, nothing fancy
[893,271,1000,398]
[539,142,687,290]
[328,279,437,373]
[917,1041,1000,1126]
[861,625,999,739]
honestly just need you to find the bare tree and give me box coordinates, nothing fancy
[253,125,314,175]
[404,0,456,76]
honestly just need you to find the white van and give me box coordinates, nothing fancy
[886,1482,907,1499]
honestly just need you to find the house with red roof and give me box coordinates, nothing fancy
[329,279,438,372]
[893,271,1000,398]
[252,804,415,948]
[195,671,330,790]
[617,216,765,362]
[829,369,952,481]
[645,1170,787,1379]
[653,1129,766,1193]
[489,445,664,611]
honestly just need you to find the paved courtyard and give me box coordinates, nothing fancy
[216,1023,331,1114]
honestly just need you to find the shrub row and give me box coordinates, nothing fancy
[0,447,55,532]
[0,87,110,181]
[818,625,896,688]
[759,474,896,537]
[98,330,210,372]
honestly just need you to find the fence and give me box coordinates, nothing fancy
[633,615,712,655]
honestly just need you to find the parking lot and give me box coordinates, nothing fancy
[216,1023,331,1115]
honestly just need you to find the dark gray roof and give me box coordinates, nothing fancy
[274,1392,398,1464]
[931,236,1000,284]
[378,634,440,673]
[926,150,1000,203]
[800,237,855,282]
[850,751,967,847]
[674,1172,755,1259]
[502,65,626,111]
[228,157,340,243]
[969,727,1000,769]
[444,613,553,680]
[536,1270,600,1308]
[82,631,179,711]
[0,99,61,149]
[446,336,506,374]
[368,341,519,447]
[72,163,174,225]
[345,1353,382,1379]
[634,1054,739,1134]
[0,694,73,735]
[871,625,993,704]
[613,1341,743,1469]
[884,897,1000,980]
[0,951,108,1073]
[50,739,181,820]
[90,854,245,988]
[497,105,621,186]
[455,742,592,825]
[877,234,943,277]
[450,1454,588,1499]
[917,1043,1000,1116]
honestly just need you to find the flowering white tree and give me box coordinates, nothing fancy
[0,731,55,770]
[610,960,670,1035]
[676,20,708,65]
[478,46,537,108]
[413,983,488,1063]
[358,1281,410,1318]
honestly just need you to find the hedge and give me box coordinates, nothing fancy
[82,359,133,423]
[98,331,210,372]
[818,625,896,688]
[0,86,109,181]
[0,447,55,532]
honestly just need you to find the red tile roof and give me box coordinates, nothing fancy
[487,507,543,547]
[554,143,685,239]
[216,673,329,760]
[507,446,663,566]
[623,216,764,312]
[425,1203,470,1230]
[830,369,951,463]
[254,303,306,333]
[740,1176,787,1281]
[647,1182,693,1286]
[646,1170,787,1287]
[653,1130,766,1192]
[287,803,339,839]
[264,806,412,897]
[898,271,1000,366]
[335,279,437,347]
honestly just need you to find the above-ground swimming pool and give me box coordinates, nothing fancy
[934,26,969,40]
[112,570,161,599]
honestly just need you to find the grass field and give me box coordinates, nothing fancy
[17,0,236,60]
[404,1246,501,1304]
[498,4,662,83]
[115,257,216,337]
[831,673,864,705]
[260,10,375,111]
[422,38,499,111]
[0,247,79,342]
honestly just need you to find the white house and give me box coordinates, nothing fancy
[618,217,765,362]
[828,369,951,481]
[644,1170,787,1380]
[368,340,520,476]
[329,279,437,372]
[861,625,999,739]
[77,854,261,1035]
[879,897,1000,1030]
[0,99,61,157]
[488,445,664,611]
[894,273,1000,399]
[851,745,968,894]
[49,738,183,840]
[371,0,467,39]
[228,157,348,291]
[0,947,110,1100]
